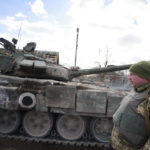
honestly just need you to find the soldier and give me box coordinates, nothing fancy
[111,61,150,150]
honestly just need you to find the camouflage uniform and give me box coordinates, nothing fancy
[111,83,150,150]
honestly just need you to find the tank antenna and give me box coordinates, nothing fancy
[74,28,79,67]
[17,22,23,49]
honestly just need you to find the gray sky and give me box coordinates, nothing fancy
[0,0,150,68]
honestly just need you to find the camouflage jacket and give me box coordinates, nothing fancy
[111,83,150,150]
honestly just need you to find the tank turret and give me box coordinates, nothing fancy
[0,37,131,81]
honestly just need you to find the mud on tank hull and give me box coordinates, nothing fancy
[0,75,126,145]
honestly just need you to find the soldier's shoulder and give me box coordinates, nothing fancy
[142,138,150,150]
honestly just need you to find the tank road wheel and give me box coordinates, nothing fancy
[0,110,20,134]
[23,111,53,137]
[91,118,113,143]
[56,115,86,141]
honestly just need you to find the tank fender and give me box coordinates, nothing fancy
[45,85,76,109]
[0,86,19,110]
[19,92,36,109]
[76,90,107,114]
[35,93,48,112]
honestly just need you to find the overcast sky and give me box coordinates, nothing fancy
[0,0,150,68]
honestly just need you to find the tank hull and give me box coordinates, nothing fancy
[0,75,126,146]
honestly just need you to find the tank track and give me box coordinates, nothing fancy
[0,128,112,149]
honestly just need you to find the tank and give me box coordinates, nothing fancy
[0,37,130,147]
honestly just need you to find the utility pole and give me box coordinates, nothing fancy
[98,48,101,67]
[74,28,79,67]
[104,48,109,67]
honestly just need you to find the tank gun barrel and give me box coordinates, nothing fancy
[69,64,132,80]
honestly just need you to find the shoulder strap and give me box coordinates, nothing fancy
[144,92,150,135]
